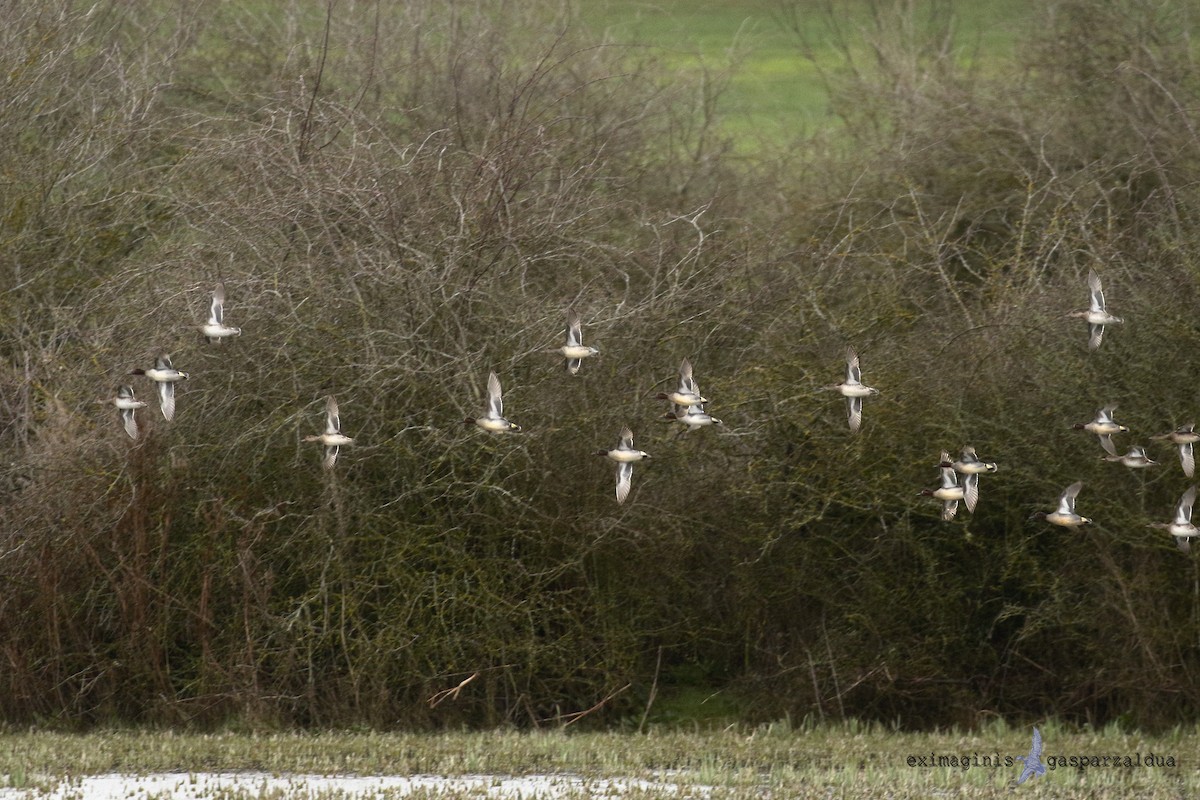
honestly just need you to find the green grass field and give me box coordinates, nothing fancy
[581,0,1037,145]
[1,722,1196,798]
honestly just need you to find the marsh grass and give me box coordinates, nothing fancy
[0,723,1196,798]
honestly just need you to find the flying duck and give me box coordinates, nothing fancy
[1029,481,1091,527]
[1072,404,1127,456]
[129,353,189,421]
[1149,486,1199,553]
[465,372,521,433]
[824,346,879,433]
[595,426,650,504]
[303,395,354,469]
[109,385,147,440]
[1068,269,1122,350]
[201,282,241,342]
[559,309,599,374]
[1150,423,1199,478]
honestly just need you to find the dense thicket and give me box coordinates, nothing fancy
[1,0,1199,730]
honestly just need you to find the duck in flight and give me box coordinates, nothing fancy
[595,426,650,504]
[109,385,147,440]
[664,402,723,431]
[1072,404,1127,456]
[201,282,242,343]
[1100,444,1157,469]
[655,358,708,407]
[939,446,998,476]
[825,346,878,433]
[303,395,354,469]
[1149,486,1199,553]
[559,309,599,375]
[1029,481,1091,527]
[1151,423,1199,478]
[1068,269,1122,350]
[465,372,521,433]
[919,451,976,520]
[129,353,188,421]
[936,446,993,512]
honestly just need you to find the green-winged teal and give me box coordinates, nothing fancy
[655,358,709,407]
[936,446,991,512]
[1100,444,1157,468]
[939,446,998,475]
[919,451,976,520]
[664,402,722,431]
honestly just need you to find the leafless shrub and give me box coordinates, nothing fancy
[4,0,1200,730]
[0,0,768,726]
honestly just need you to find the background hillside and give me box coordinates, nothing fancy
[2,0,1199,730]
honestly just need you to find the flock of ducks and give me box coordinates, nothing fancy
[105,286,704,504]
[913,270,1199,553]
[103,272,1200,542]
[456,347,717,503]
[111,286,240,432]
[109,286,237,431]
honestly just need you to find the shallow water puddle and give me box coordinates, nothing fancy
[0,771,708,798]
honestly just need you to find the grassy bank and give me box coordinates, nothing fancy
[1,724,1197,798]
[580,0,1037,144]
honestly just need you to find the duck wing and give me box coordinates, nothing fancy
[1058,481,1083,515]
[963,474,979,513]
[565,309,582,347]
[210,283,225,325]
[323,445,340,470]
[1176,486,1196,525]
[487,372,504,419]
[615,462,633,504]
[847,396,863,433]
[158,380,175,421]
[1088,270,1106,312]
[325,395,341,435]
[617,426,634,451]
[120,406,138,439]
[845,346,862,384]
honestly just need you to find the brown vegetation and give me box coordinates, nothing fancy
[1,0,1199,730]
